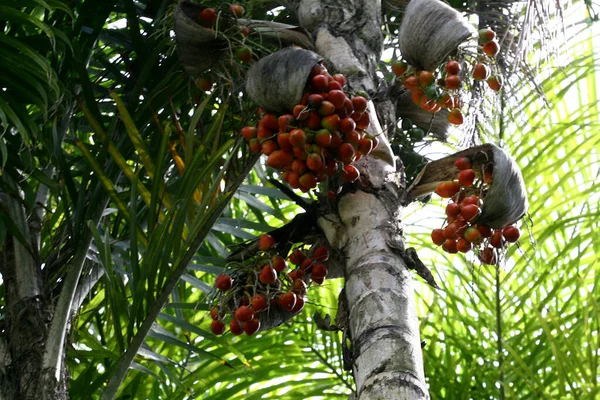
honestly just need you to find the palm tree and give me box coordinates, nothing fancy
[0,0,598,399]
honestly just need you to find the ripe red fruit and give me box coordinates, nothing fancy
[210,307,219,320]
[356,112,370,130]
[241,126,257,141]
[236,47,252,63]
[340,118,356,134]
[419,70,435,87]
[434,181,460,198]
[358,138,374,156]
[402,75,419,91]
[289,249,306,266]
[502,225,520,242]
[259,234,276,251]
[447,108,464,125]
[315,129,332,147]
[338,143,356,165]
[484,163,494,183]
[487,75,503,91]
[261,140,278,155]
[472,63,490,81]
[289,129,307,147]
[290,296,305,313]
[272,255,287,272]
[211,319,225,335]
[312,74,329,92]
[313,246,330,261]
[215,274,232,291]
[490,230,504,248]
[454,157,471,170]
[198,8,218,27]
[328,80,343,91]
[300,258,313,271]
[266,150,294,169]
[230,319,243,335]
[259,265,277,285]
[328,90,346,109]
[442,239,458,254]
[443,222,463,240]
[461,204,480,222]
[457,238,472,253]
[311,263,328,279]
[391,60,408,76]
[251,294,268,312]
[259,113,279,130]
[352,96,368,113]
[479,247,497,265]
[479,225,493,238]
[235,305,254,322]
[195,77,214,91]
[446,203,461,219]
[478,28,496,44]
[483,40,500,57]
[332,73,347,87]
[288,268,305,281]
[312,276,325,285]
[342,164,360,182]
[431,228,445,245]
[278,292,297,311]
[445,75,461,90]
[321,114,340,132]
[461,195,480,206]
[458,169,476,187]
[277,132,292,150]
[445,60,461,75]
[228,4,245,17]
[292,278,308,296]
[464,226,482,243]
[243,318,261,335]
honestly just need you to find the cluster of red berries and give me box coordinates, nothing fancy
[430,156,521,265]
[240,65,378,192]
[391,28,503,126]
[210,234,332,336]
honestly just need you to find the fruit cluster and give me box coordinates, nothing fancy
[391,28,503,126]
[430,156,521,265]
[210,234,332,336]
[240,65,378,192]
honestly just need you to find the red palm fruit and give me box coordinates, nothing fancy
[210,307,219,320]
[306,111,322,130]
[458,169,476,187]
[289,249,306,265]
[230,319,243,335]
[403,75,419,91]
[287,171,300,189]
[341,164,360,182]
[313,246,330,261]
[411,89,424,105]
[315,129,332,147]
[487,75,503,91]
[290,296,305,313]
[211,319,225,335]
[328,90,346,109]
[293,146,307,161]
[342,98,354,116]
[326,158,338,175]
[340,118,356,135]
[445,60,461,75]
[447,108,464,125]
[278,292,297,311]
[293,104,309,120]
[391,60,408,76]
[330,131,343,148]
[306,153,323,172]
[288,268,305,281]
[328,80,343,91]
[277,132,292,150]
[321,114,341,132]
[299,172,318,189]
[236,47,252,63]
[446,203,461,219]
[235,305,254,322]
[461,204,480,222]
[289,129,307,147]
[292,279,308,296]
[442,239,458,254]
[261,140,278,155]
[358,138,374,155]
[434,181,461,198]
[239,294,251,306]
[484,163,494,183]
[308,94,324,107]
[311,63,327,77]
[352,96,368,113]
[431,228,446,245]
[346,130,362,147]
[300,258,314,271]
[251,294,268,312]
[259,233,276,251]
[243,318,261,335]
[489,230,504,248]
[338,142,356,164]
[478,28,496,43]
[454,157,471,170]
[259,113,279,130]
[333,73,347,87]
[272,255,287,272]
[461,195,480,206]
[356,112,370,130]
[464,226,482,243]
[421,97,441,113]
[502,226,520,242]
[479,247,497,265]
[278,114,294,132]
[350,111,363,122]
[241,126,257,141]
[445,75,461,90]
[419,70,435,87]
[483,40,500,57]
[215,274,232,291]
[198,8,218,26]
[312,276,325,285]
[292,159,307,174]
[229,4,245,17]
[267,150,294,169]
[457,238,472,253]
[311,263,328,279]
[472,63,490,81]
[195,77,214,91]
[259,265,277,284]
[312,74,329,92]
[479,225,493,238]
[443,222,463,240]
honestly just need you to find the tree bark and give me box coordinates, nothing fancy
[282,0,429,398]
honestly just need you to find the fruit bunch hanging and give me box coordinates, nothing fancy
[430,156,521,265]
[210,235,332,336]
[241,63,378,192]
[392,28,503,126]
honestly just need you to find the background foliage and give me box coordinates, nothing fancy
[0,0,598,399]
